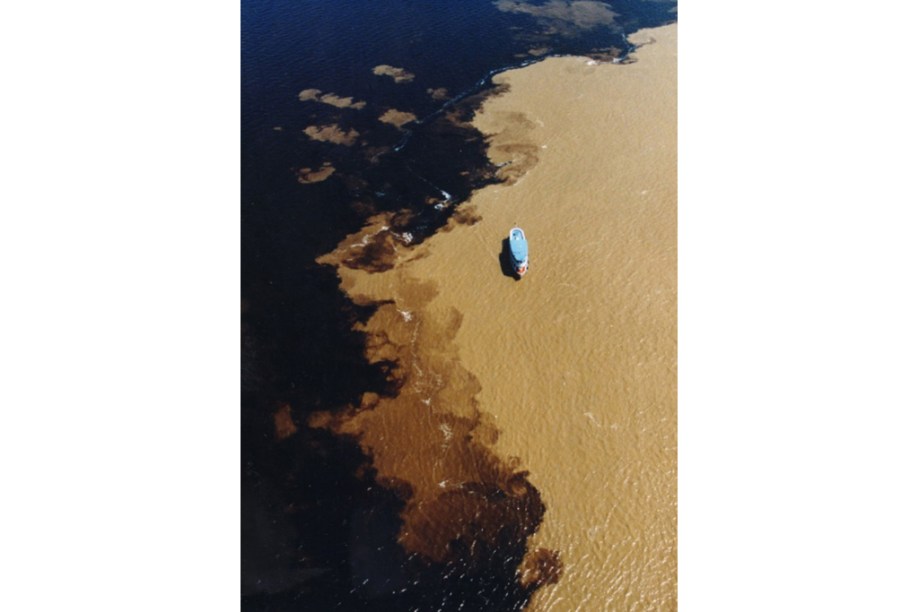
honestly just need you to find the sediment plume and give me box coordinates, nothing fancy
[299,88,368,109]
[378,108,418,128]
[372,64,416,83]
[427,87,450,101]
[296,164,336,184]
[494,0,618,31]
[303,123,360,146]
[315,22,677,611]
[313,214,564,602]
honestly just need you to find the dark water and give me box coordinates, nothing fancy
[242,1,676,609]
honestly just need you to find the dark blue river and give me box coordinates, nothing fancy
[241,2,676,610]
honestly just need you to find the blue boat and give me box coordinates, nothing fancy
[509,226,529,277]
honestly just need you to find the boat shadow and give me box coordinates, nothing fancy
[499,237,520,280]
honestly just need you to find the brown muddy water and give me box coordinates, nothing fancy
[316,25,677,611]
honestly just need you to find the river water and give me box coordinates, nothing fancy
[319,25,676,610]
[243,3,676,610]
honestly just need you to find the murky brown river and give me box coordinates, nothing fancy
[315,25,676,610]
